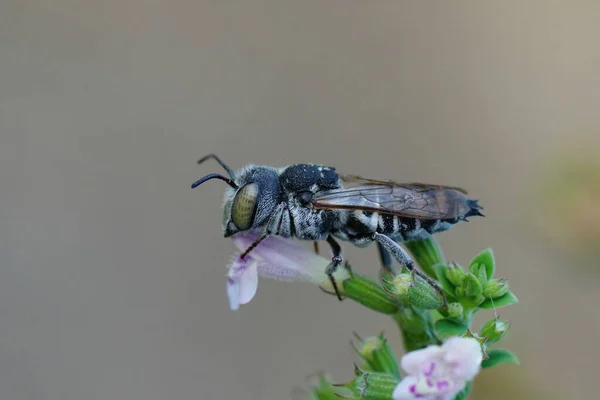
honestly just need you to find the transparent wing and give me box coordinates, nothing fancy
[340,174,469,194]
[312,176,478,220]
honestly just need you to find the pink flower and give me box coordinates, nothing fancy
[226,231,351,310]
[393,337,483,400]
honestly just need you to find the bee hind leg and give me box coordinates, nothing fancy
[377,241,403,274]
[373,233,447,308]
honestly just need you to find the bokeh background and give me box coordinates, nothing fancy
[1,1,599,399]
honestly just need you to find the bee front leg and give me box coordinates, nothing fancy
[240,202,287,259]
[324,235,344,301]
[373,233,447,307]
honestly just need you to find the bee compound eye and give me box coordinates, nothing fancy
[231,183,259,230]
[297,191,314,206]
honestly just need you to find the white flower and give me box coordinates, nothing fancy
[393,337,483,400]
[226,231,351,310]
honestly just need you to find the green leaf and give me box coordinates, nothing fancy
[452,381,472,400]
[481,349,520,368]
[479,291,519,309]
[433,264,456,297]
[469,248,495,279]
[435,319,468,339]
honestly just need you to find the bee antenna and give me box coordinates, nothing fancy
[191,173,238,190]
[197,154,236,180]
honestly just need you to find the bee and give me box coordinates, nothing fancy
[192,154,483,300]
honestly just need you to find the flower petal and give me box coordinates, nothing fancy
[392,376,419,400]
[237,260,258,305]
[442,337,482,381]
[257,261,311,281]
[231,232,350,288]
[226,277,241,311]
[226,255,259,310]
[401,345,443,375]
[232,232,326,275]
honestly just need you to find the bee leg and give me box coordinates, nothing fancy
[324,235,344,301]
[240,202,287,259]
[240,233,269,260]
[313,241,320,255]
[373,233,447,307]
[377,241,403,274]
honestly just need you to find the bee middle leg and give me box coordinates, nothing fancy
[313,241,320,255]
[373,232,447,306]
[324,235,344,301]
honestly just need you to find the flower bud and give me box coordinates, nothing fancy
[447,302,464,319]
[482,279,509,299]
[343,273,399,315]
[385,273,413,297]
[386,273,444,310]
[444,263,467,287]
[309,373,357,400]
[353,333,401,379]
[352,369,400,400]
[462,273,484,299]
[469,262,488,285]
[480,317,511,345]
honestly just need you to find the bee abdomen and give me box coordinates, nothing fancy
[377,215,462,241]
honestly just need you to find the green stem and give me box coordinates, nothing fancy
[393,306,440,352]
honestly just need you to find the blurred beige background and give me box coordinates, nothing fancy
[1,1,599,399]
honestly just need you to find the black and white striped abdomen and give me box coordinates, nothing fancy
[334,210,461,245]
[378,213,458,242]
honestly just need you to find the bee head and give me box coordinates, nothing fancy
[220,165,281,237]
[191,155,281,238]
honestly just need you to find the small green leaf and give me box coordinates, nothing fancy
[481,349,520,368]
[479,291,519,309]
[433,264,456,297]
[435,319,468,339]
[469,248,495,279]
[451,381,472,400]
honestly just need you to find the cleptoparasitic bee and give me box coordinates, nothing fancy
[192,154,484,300]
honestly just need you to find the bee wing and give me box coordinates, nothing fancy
[312,181,478,220]
[340,174,469,194]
